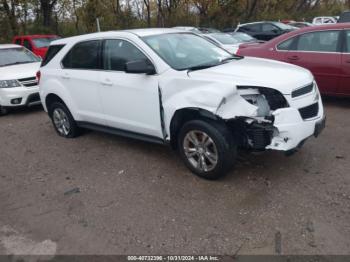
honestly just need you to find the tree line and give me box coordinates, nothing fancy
[1,0,349,43]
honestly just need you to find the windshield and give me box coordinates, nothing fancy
[32,37,59,48]
[0,48,40,67]
[142,33,234,70]
[273,22,296,30]
[210,33,240,45]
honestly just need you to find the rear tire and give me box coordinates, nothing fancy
[178,119,237,180]
[49,102,80,138]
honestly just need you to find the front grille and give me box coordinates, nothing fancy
[18,76,38,87]
[291,83,314,98]
[299,102,319,120]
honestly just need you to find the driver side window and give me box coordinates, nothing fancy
[103,39,149,71]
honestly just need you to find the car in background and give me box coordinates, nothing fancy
[228,32,260,43]
[13,35,60,58]
[312,16,337,25]
[236,21,297,41]
[0,44,41,115]
[202,33,243,54]
[172,26,202,34]
[39,29,324,179]
[288,22,314,28]
[339,11,350,23]
[198,27,221,34]
[237,23,350,97]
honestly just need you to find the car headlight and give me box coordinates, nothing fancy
[0,80,21,88]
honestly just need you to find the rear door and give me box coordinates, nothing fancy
[340,30,350,95]
[283,30,342,95]
[60,40,105,124]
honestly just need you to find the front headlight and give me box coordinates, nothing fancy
[0,80,21,88]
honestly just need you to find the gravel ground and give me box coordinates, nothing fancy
[0,97,349,256]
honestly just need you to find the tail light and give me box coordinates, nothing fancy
[36,71,41,84]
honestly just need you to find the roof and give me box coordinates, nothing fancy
[126,28,186,36]
[52,28,191,45]
[288,22,350,33]
[0,44,21,49]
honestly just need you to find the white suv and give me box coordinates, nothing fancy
[39,29,325,179]
[0,44,41,115]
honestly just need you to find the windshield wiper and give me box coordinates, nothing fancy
[220,56,244,64]
[186,63,218,73]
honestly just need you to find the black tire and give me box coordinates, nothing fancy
[48,102,80,138]
[178,119,237,180]
[0,106,8,116]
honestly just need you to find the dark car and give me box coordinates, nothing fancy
[237,23,350,97]
[236,21,297,41]
[339,11,350,23]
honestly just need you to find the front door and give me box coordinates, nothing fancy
[99,39,163,138]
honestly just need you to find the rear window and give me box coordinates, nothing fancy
[32,37,60,48]
[41,44,65,67]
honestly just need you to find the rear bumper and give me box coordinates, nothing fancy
[0,86,41,107]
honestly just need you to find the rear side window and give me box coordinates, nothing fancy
[41,44,65,67]
[15,39,21,45]
[62,40,101,70]
[241,24,261,32]
[296,31,340,52]
[345,31,350,52]
[103,39,149,71]
[277,38,295,51]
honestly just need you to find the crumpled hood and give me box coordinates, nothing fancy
[0,62,41,80]
[189,57,314,95]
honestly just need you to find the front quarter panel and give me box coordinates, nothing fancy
[159,71,259,136]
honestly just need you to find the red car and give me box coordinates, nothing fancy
[13,35,59,58]
[237,23,350,97]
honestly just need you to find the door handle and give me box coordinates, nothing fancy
[287,55,300,61]
[345,60,350,64]
[101,79,113,86]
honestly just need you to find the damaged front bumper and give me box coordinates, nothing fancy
[266,100,325,151]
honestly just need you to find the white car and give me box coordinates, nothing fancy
[0,44,41,115]
[39,29,325,179]
[203,33,243,54]
[312,16,337,25]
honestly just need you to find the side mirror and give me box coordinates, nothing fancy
[125,60,156,75]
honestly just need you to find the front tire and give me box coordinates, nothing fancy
[178,120,237,180]
[49,102,80,138]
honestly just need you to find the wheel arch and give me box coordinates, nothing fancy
[169,107,223,149]
[45,93,67,116]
